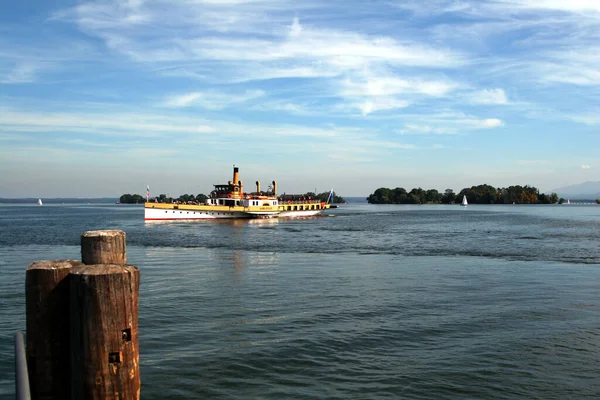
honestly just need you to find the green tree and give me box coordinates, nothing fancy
[119,194,133,204]
[367,188,393,204]
[425,189,441,203]
[441,189,455,204]
[119,194,145,204]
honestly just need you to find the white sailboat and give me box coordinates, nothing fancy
[461,195,468,207]
[567,199,571,205]
[37,198,43,206]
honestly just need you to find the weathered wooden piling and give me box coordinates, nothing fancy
[26,259,83,400]
[24,229,139,400]
[71,229,140,400]
[70,264,140,400]
[81,230,126,265]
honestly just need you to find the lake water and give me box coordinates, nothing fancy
[1,203,599,398]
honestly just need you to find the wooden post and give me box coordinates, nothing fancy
[26,259,84,400]
[81,230,126,265]
[70,264,140,400]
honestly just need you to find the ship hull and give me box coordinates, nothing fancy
[145,206,252,220]
[144,203,329,221]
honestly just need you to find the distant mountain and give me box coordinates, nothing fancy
[550,181,600,200]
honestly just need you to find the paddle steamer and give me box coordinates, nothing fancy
[144,167,331,221]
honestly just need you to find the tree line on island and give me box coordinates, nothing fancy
[367,184,564,205]
[119,191,344,204]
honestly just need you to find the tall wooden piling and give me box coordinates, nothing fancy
[71,229,140,400]
[26,259,83,400]
[81,230,126,265]
[70,264,140,400]
[24,229,139,399]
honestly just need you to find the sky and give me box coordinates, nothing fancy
[1,0,599,198]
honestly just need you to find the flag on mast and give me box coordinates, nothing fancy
[146,185,150,201]
[327,189,334,204]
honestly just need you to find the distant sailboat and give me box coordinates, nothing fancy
[38,199,43,206]
[461,195,468,207]
[567,199,571,205]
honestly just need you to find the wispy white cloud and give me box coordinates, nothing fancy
[499,0,600,13]
[569,112,600,125]
[336,71,460,115]
[0,109,216,135]
[354,98,409,116]
[0,105,429,175]
[398,114,504,135]
[341,75,458,97]
[580,164,591,169]
[397,0,600,92]
[0,62,43,84]
[399,124,456,135]
[163,90,265,109]
[53,2,467,85]
[468,88,508,105]
[398,0,600,16]
[536,48,600,86]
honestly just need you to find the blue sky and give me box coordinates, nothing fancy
[1,0,599,198]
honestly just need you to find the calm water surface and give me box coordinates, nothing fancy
[1,203,599,398]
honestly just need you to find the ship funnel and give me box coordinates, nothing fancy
[272,181,277,196]
[256,181,260,194]
[239,180,243,195]
[233,167,239,186]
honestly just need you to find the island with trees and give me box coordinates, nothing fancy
[367,184,559,205]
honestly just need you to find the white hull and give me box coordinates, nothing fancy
[145,206,326,221]
[145,207,252,220]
